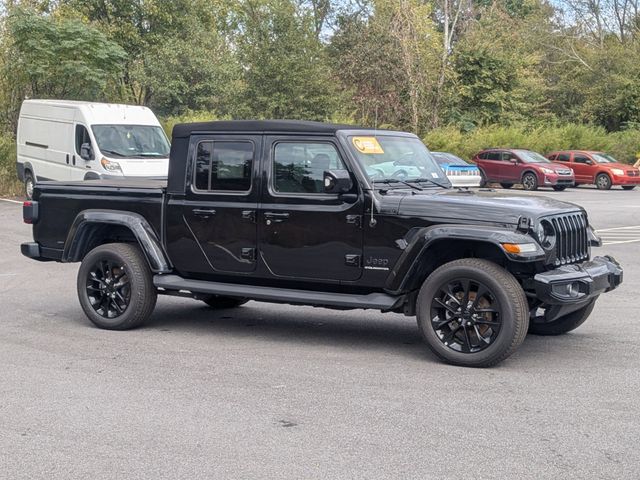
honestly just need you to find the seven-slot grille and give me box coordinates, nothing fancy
[549,213,589,266]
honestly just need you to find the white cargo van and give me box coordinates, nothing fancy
[16,100,170,198]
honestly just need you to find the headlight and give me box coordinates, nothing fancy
[611,168,624,176]
[540,167,554,174]
[535,219,556,249]
[101,157,122,173]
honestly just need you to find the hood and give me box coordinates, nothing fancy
[381,189,583,226]
[542,162,573,172]
[605,162,637,171]
[109,157,169,177]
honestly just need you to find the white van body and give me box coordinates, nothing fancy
[17,100,170,196]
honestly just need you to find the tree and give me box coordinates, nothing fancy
[1,7,125,129]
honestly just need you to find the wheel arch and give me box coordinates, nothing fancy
[385,225,543,295]
[62,210,171,273]
[521,169,539,182]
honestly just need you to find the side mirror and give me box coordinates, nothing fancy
[324,169,353,194]
[585,159,593,165]
[509,157,518,163]
[80,143,94,161]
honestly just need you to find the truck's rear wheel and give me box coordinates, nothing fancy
[528,300,596,336]
[416,259,529,367]
[201,295,248,309]
[77,243,157,330]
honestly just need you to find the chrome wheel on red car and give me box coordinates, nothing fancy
[522,172,538,191]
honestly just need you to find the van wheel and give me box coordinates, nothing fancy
[24,171,34,200]
[596,173,612,190]
[77,243,157,330]
[528,300,596,336]
[416,259,529,367]
[201,295,248,309]
[522,172,538,191]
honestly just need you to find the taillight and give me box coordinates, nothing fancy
[23,201,38,224]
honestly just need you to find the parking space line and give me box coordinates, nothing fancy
[0,198,22,204]
[597,225,640,231]
[603,239,640,245]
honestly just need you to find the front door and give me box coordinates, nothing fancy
[166,135,261,277]
[571,152,594,183]
[259,136,364,282]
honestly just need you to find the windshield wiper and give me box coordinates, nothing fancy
[374,178,423,191]
[100,149,127,157]
[138,152,169,157]
[406,177,450,189]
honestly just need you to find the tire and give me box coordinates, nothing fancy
[500,183,513,189]
[622,185,636,190]
[528,300,596,336]
[201,295,248,309]
[24,170,34,200]
[77,243,157,330]
[522,172,538,191]
[552,185,567,191]
[416,259,529,368]
[478,170,487,188]
[595,173,612,190]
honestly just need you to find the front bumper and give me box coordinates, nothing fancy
[542,173,575,186]
[612,176,640,186]
[533,255,622,305]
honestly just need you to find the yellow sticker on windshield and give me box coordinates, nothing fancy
[352,136,384,154]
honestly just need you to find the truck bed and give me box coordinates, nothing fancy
[32,180,166,252]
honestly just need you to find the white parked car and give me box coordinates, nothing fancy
[432,152,482,187]
[17,100,170,198]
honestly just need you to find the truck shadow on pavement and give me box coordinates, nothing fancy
[135,299,580,366]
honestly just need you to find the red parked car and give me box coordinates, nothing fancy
[547,150,640,190]
[472,148,575,191]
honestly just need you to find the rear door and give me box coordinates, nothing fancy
[480,151,502,181]
[497,151,518,182]
[258,136,364,281]
[166,134,261,277]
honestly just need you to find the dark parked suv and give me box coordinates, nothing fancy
[21,121,621,367]
[473,148,575,191]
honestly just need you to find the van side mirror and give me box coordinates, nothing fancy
[80,143,93,161]
[324,170,353,194]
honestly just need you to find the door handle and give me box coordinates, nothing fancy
[264,212,290,223]
[192,208,216,217]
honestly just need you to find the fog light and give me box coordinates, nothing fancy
[552,282,582,298]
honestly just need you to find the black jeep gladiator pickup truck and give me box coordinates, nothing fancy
[21,120,623,367]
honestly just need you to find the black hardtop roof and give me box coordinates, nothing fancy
[172,120,372,138]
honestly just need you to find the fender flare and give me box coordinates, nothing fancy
[62,209,171,273]
[385,224,544,293]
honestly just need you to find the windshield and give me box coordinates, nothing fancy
[515,150,551,164]
[592,153,617,164]
[432,152,469,166]
[92,124,170,158]
[348,135,450,186]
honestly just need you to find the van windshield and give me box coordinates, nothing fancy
[92,125,170,158]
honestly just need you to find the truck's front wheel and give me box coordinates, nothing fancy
[77,243,157,330]
[416,259,529,367]
[528,300,596,336]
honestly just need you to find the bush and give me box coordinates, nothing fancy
[423,123,640,164]
[159,110,222,137]
[0,135,21,197]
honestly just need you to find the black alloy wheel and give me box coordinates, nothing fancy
[77,243,157,330]
[86,259,131,319]
[522,172,538,191]
[429,278,501,354]
[416,258,529,367]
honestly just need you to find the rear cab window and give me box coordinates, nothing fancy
[193,141,254,193]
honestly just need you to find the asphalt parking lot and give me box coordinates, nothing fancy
[1,186,639,479]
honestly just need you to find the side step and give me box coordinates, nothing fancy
[153,274,400,310]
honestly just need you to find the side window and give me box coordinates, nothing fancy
[548,154,557,161]
[194,141,253,192]
[486,152,501,161]
[556,153,570,162]
[500,152,513,161]
[273,142,346,194]
[574,154,590,164]
[478,152,487,160]
[75,124,91,156]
